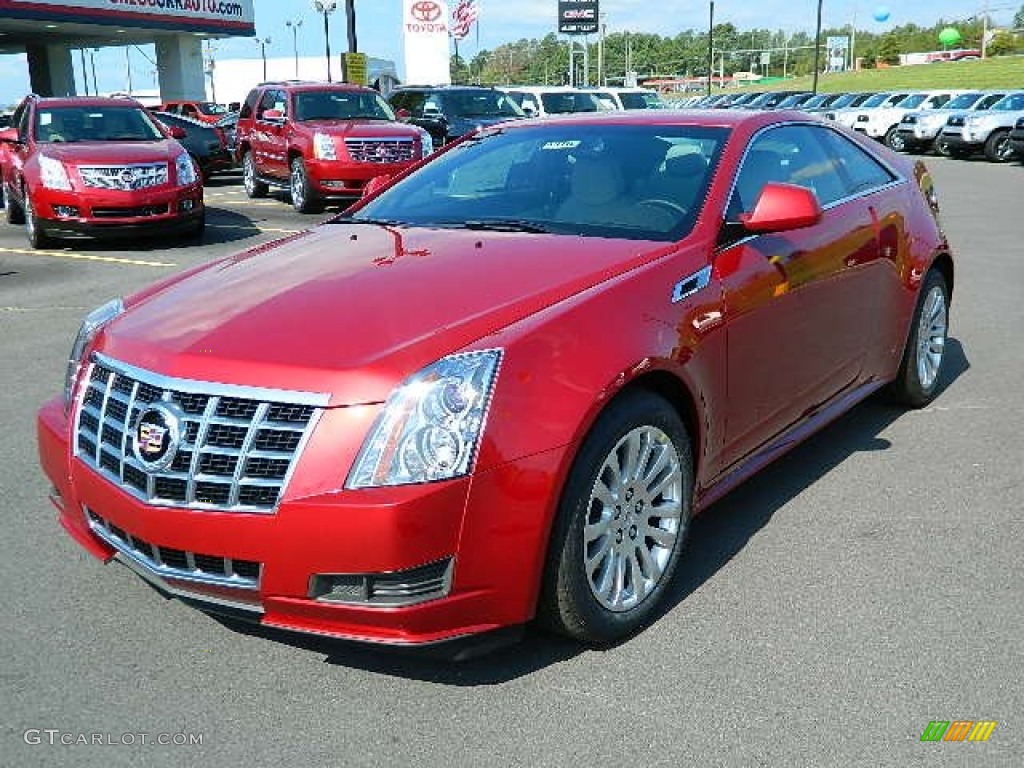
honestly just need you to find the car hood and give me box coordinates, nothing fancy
[102,223,672,405]
[41,140,182,165]
[300,119,421,138]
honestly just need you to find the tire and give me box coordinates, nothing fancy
[538,390,693,644]
[885,126,906,152]
[983,130,1012,163]
[4,181,25,224]
[289,157,320,213]
[23,191,51,250]
[889,269,949,408]
[932,135,951,157]
[242,151,268,198]
[184,209,206,241]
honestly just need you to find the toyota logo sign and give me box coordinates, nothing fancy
[410,0,441,22]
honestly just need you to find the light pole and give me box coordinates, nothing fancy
[313,0,338,82]
[285,19,303,77]
[255,37,271,81]
[344,0,357,53]
[811,0,823,93]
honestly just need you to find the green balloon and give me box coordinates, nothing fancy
[938,27,962,47]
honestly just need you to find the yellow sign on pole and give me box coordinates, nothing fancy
[343,52,368,86]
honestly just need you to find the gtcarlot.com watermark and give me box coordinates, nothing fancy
[23,729,203,746]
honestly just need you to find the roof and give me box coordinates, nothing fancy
[30,96,143,109]
[255,81,374,93]
[487,108,810,131]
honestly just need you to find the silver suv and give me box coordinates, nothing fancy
[940,92,1024,162]
[895,91,1008,155]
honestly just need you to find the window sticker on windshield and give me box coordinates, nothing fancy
[542,140,581,150]
[39,113,52,126]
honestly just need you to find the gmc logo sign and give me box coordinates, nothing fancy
[410,1,442,22]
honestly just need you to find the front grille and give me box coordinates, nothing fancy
[856,115,869,122]
[79,164,169,190]
[74,354,327,513]
[344,137,416,164]
[901,115,917,125]
[87,509,261,589]
[946,116,965,127]
[91,204,169,218]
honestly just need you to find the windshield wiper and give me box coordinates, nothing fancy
[460,219,552,234]
[334,216,407,227]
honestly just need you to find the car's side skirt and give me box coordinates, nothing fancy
[695,378,888,514]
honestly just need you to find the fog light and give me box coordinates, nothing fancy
[179,199,195,212]
[309,558,453,607]
[321,180,352,190]
[53,205,79,217]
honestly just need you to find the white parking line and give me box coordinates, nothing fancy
[0,246,175,267]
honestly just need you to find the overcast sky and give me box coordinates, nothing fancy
[1,1,1015,107]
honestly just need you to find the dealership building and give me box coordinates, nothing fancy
[0,0,255,100]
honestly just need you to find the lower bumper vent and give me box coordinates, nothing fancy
[309,558,453,607]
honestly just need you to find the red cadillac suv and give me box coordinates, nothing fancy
[235,81,432,212]
[0,95,204,249]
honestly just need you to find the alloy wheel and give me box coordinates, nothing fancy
[916,284,947,392]
[584,425,683,612]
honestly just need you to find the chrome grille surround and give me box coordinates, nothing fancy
[79,163,169,191]
[74,353,328,514]
[87,509,262,590]
[344,137,416,164]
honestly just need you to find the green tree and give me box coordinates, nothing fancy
[1014,4,1024,29]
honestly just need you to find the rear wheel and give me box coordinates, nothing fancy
[290,157,320,213]
[538,390,693,644]
[242,151,268,198]
[889,269,949,407]
[23,192,51,250]
[983,130,1013,163]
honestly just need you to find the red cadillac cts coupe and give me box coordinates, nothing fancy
[38,110,953,652]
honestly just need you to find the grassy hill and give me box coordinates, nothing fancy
[691,55,1024,95]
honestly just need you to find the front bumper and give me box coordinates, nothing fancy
[34,183,204,240]
[1007,130,1024,159]
[38,396,566,647]
[306,157,417,198]
[940,133,982,153]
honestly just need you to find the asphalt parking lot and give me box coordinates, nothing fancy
[2,159,1022,766]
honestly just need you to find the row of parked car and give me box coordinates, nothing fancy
[675,87,1024,163]
[1,80,1020,250]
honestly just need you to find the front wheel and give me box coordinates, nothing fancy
[983,130,1012,163]
[538,390,693,644]
[23,192,51,250]
[932,135,951,157]
[885,126,906,152]
[889,269,949,407]
[289,157,320,213]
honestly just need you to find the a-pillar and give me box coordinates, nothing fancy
[26,44,77,97]
[155,35,207,101]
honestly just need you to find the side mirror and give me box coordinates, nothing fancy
[739,182,822,233]
[395,108,411,120]
[0,126,20,144]
[362,174,393,197]
[262,109,284,121]
[166,126,188,140]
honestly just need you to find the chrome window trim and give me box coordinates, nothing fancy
[715,120,908,253]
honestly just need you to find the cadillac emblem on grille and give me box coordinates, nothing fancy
[118,168,137,189]
[131,403,182,470]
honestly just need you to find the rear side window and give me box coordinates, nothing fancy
[815,129,896,196]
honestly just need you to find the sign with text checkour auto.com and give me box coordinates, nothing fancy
[558,0,599,35]
[402,0,452,85]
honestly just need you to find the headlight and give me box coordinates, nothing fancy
[346,349,502,488]
[64,298,124,411]
[919,114,943,129]
[417,128,434,157]
[313,132,336,160]
[175,152,198,185]
[39,155,72,190]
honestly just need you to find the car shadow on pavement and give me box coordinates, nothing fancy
[214,339,968,682]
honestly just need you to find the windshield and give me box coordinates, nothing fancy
[34,106,165,143]
[897,94,927,109]
[860,93,892,108]
[446,91,524,118]
[619,91,664,109]
[196,102,228,116]
[540,92,605,114]
[351,123,729,242]
[991,93,1024,111]
[294,91,395,121]
[944,93,983,110]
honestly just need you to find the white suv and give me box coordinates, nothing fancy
[851,91,959,149]
[940,92,1024,162]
